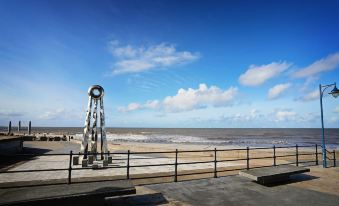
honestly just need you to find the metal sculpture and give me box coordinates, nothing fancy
[80,85,108,160]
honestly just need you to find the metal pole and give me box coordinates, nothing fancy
[8,121,11,134]
[296,144,299,166]
[214,148,217,178]
[18,121,21,132]
[68,150,73,184]
[174,149,178,182]
[315,144,318,165]
[333,150,336,167]
[127,150,130,179]
[319,84,327,168]
[28,121,31,135]
[273,145,276,166]
[246,147,249,170]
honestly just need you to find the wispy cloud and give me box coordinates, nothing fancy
[274,109,297,122]
[268,83,291,100]
[293,52,339,78]
[109,41,200,75]
[239,62,291,86]
[296,89,319,102]
[117,83,238,113]
[118,100,159,112]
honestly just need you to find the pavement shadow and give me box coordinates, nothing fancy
[264,174,319,187]
[0,147,52,171]
[105,192,168,206]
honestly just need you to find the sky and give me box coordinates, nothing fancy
[0,0,339,128]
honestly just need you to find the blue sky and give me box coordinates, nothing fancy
[0,0,339,128]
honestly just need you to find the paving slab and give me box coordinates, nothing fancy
[0,180,135,206]
[146,175,339,206]
[239,165,310,184]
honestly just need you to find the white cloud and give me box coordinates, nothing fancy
[268,83,291,100]
[239,62,291,86]
[293,53,339,78]
[275,110,297,122]
[334,106,339,113]
[118,84,238,113]
[109,41,200,75]
[163,84,238,112]
[298,89,319,102]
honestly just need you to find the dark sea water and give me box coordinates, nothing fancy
[1,127,338,149]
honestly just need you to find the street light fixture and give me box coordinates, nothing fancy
[319,82,339,168]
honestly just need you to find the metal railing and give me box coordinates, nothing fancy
[0,144,336,187]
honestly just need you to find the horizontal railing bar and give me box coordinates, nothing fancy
[178,160,215,165]
[250,156,274,160]
[129,151,176,154]
[178,150,215,153]
[0,168,68,173]
[217,167,245,173]
[71,165,127,170]
[298,160,316,164]
[129,163,174,168]
[177,170,213,176]
[275,154,296,158]
[131,174,174,180]
[298,153,315,156]
[217,158,247,162]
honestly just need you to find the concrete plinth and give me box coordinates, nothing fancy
[103,160,108,167]
[107,156,112,164]
[73,156,79,165]
[88,155,94,164]
[82,159,88,167]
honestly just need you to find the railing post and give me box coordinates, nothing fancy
[315,144,319,165]
[296,144,299,166]
[333,150,336,167]
[174,149,178,182]
[68,150,73,184]
[127,150,130,179]
[214,148,217,178]
[273,145,276,166]
[246,147,249,170]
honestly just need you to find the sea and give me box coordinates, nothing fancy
[1,127,338,149]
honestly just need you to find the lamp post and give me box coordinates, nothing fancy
[319,82,339,168]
